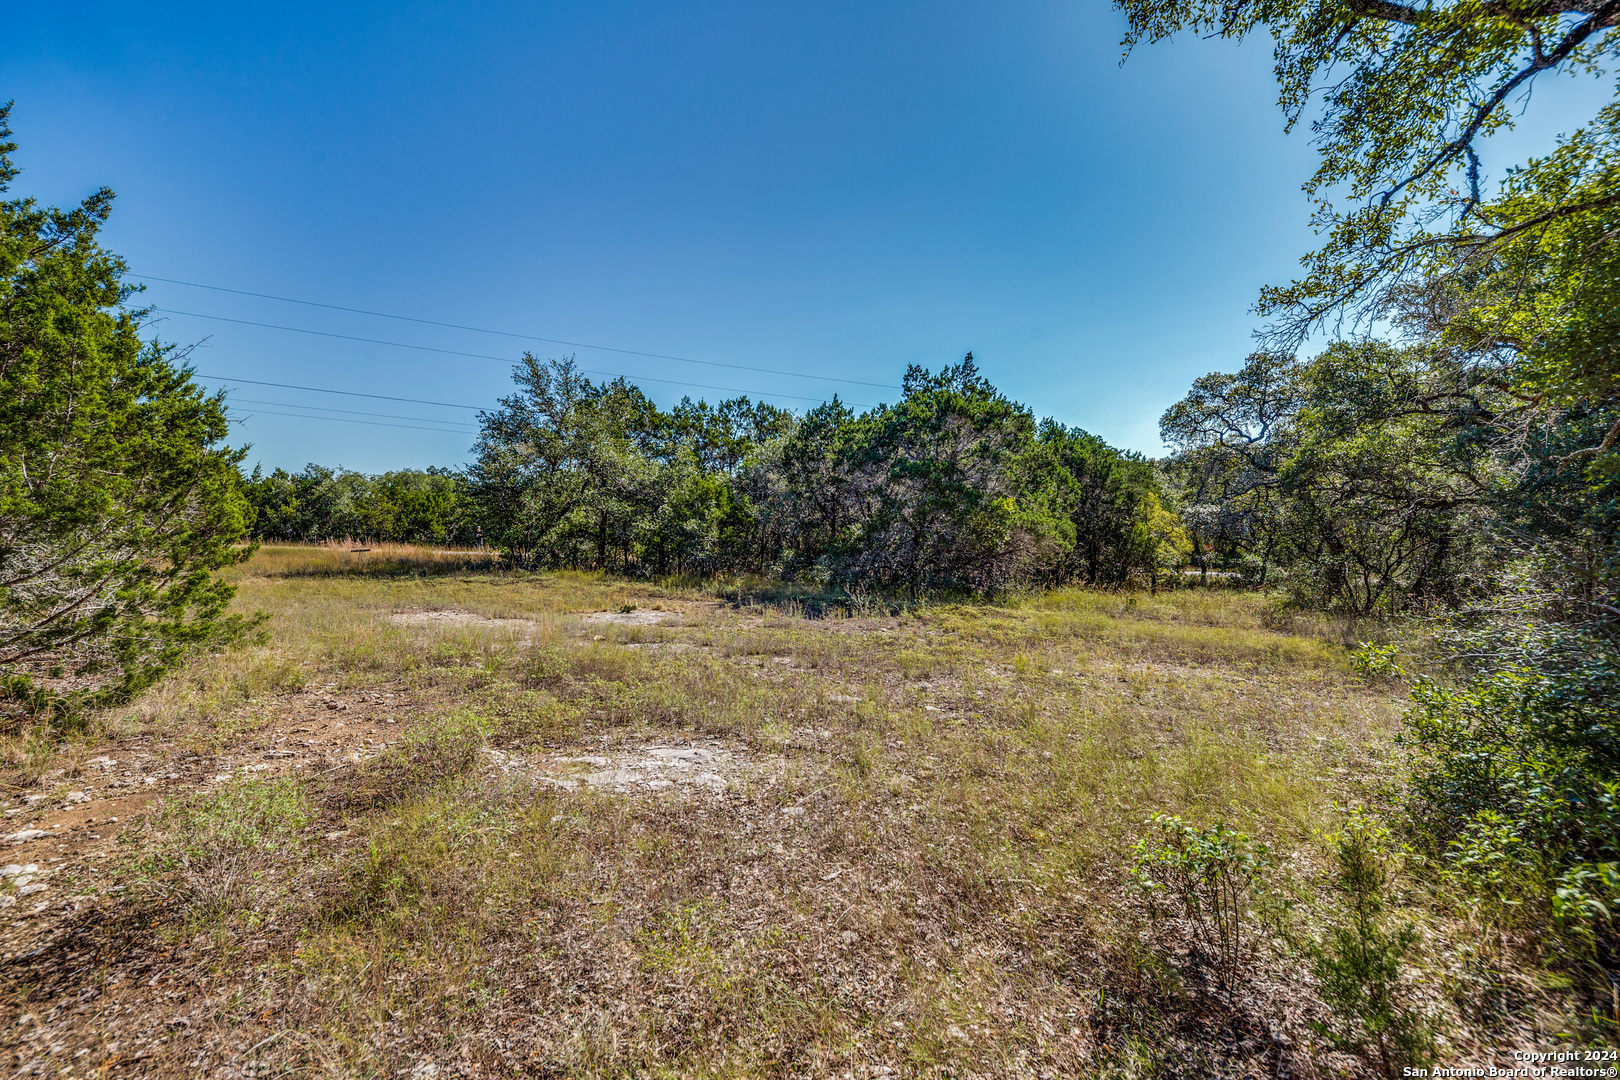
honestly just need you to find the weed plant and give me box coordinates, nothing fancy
[124,776,314,929]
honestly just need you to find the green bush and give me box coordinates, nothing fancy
[1357,643,1620,873]
[1359,639,1620,1019]
[1131,814,1272,993]
[1306,817,1434,1080]
[1551,862,1620,1000]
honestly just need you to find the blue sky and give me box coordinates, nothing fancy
[4,3,1603,472]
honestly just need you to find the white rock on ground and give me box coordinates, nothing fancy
[647,747,715,764]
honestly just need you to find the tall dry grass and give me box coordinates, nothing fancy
[7,544,1563,1075]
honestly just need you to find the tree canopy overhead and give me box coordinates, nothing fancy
[1117,0,1619,350]
[1125,0,1620,623]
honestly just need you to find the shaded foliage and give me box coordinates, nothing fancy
[1160,343,1496,614]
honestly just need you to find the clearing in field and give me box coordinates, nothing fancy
[3,545,1459,1076]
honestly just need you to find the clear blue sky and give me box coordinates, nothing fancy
[3,2,1598,472]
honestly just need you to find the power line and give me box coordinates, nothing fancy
[232,406,479,436]
[135,273,901,390]
[158,308,875,407]
[227,396,480,429]
[192,373,486,411]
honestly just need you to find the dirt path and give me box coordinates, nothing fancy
[1,685,419,966]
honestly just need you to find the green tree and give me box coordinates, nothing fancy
[241,463,363,541]
[240,466,302,540]
[1116,0,1619,346]
[778,397,862,580]
[470,356,665,571]
[1160,351,1300,584]
[1118,0,1620,622]
[1162,343,1497,613]
[375,468,474,545]
[1280,341,1497,613]
[577,377,663,572]
[665,395,794,476]
[0,104,255,724]
[468,356,601,567]
[837,356,1067,595]
[1040,421,1182,587]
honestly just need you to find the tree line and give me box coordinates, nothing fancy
[241,464,477,547]
[241,354,1189,595]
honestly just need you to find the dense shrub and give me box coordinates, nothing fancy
[1361,638,1620,991]
[1360,642,1620,869]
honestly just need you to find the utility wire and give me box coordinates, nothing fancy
[232,407,479,436]
[227,396,481,429]
[135,273,901,390]
[192,373,486,411]
[159,308,875,407]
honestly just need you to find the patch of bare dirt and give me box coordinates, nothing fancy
[482,739,771,795]
[0,684,424,967]
[578,609,677,626]
[387,609,538,635]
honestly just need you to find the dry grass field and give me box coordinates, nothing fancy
[0,546,1564,1077]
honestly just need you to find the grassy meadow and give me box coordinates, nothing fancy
[0,545,1566,1077]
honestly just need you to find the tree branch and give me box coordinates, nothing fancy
[1350,0,1606,27]
[1550,413,1620,463]
[1377,1,1620,208]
